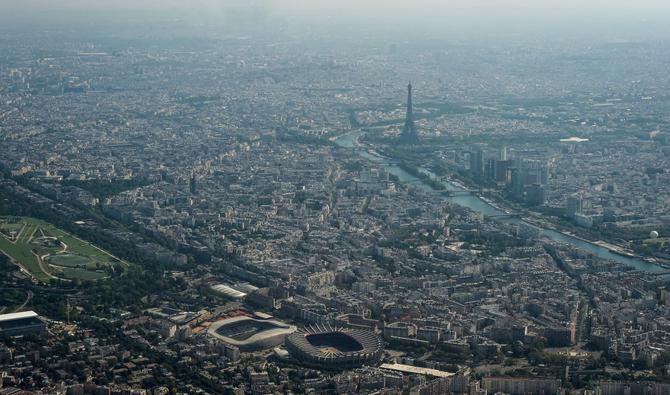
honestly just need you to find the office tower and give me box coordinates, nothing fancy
[566,195,582,218]
[486,158,497,180]
[470,149,484,178]
[526,184,546,206]
[513,168,524,198]
[500,146,508,161]
[495,160,513,183]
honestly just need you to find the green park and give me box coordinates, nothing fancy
[0,216,128,282]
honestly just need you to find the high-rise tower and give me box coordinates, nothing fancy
[400,82,419,144]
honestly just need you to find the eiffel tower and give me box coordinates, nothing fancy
[399,82,419,144]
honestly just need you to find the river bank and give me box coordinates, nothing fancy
[334,130,667,274]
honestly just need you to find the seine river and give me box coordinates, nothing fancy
[334,131,665,273]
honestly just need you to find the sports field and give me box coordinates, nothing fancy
[0,216,128,282]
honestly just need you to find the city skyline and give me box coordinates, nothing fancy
[0,1,669,394]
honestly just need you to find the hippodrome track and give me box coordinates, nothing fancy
[0,219,124,282]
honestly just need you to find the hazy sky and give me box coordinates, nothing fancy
[8,0,670,13]
[3,0,670,40]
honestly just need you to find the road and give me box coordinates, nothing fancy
[13,290,33,312]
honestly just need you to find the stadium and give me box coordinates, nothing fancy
[285,324,384,369]
[207,316,296,351]
[0,311,47,337]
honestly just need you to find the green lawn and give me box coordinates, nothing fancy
[0,226,49,282]
[0,221,24,236]
[0,216,127,283]
[46,253,94,268]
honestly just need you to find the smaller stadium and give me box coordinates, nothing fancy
[285,324,384,369]
[208,315,296,351]
[0,311,47,337]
